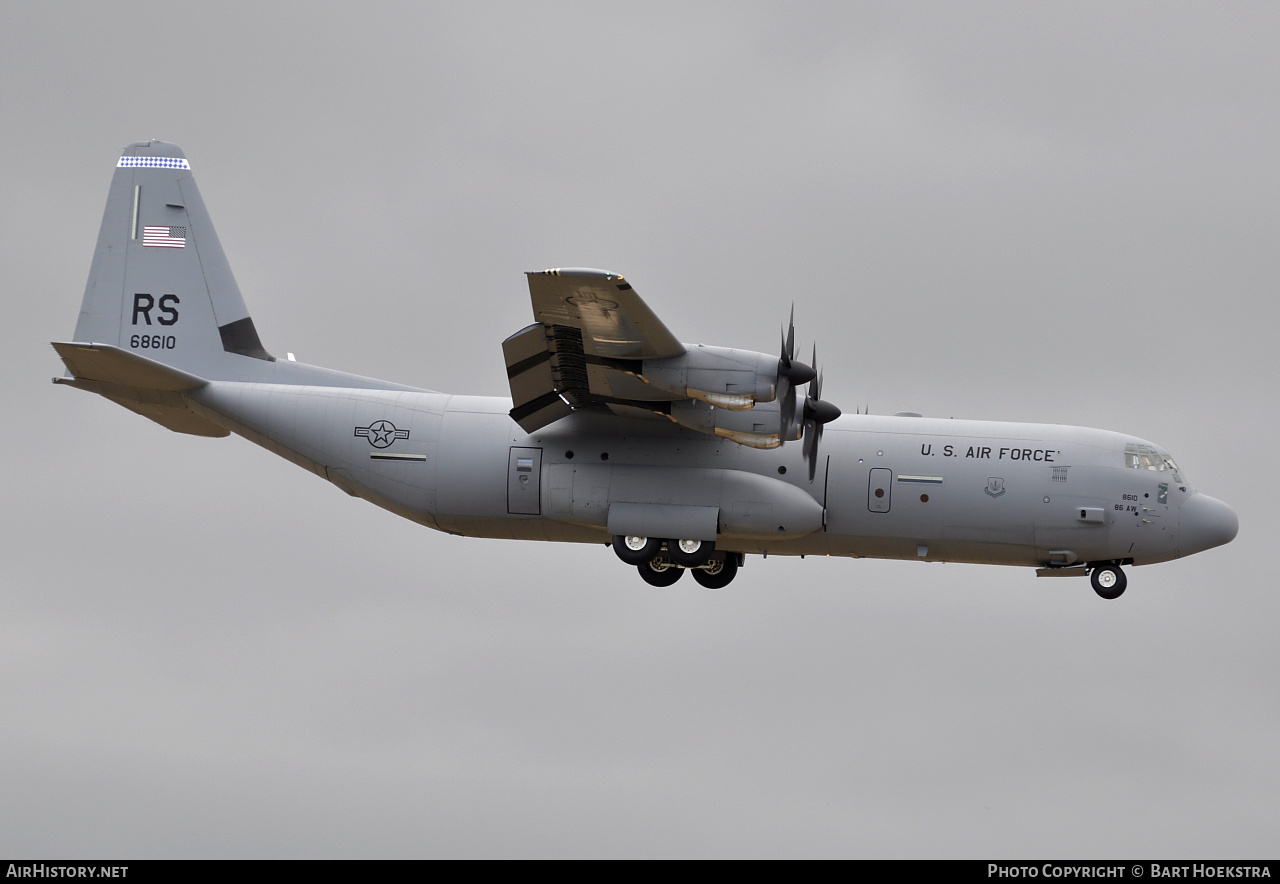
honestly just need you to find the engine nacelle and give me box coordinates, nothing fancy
[668,398,784,449]
[641,345,779,410]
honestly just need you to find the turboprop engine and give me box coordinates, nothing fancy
[653,315,839,474]
[641,344,783,411]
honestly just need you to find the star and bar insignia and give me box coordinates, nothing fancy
[354,419,410,449]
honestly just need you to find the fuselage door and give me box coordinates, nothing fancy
[868,467,892,513]
[507,447,543,515]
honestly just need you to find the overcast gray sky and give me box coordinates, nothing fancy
[2,1,1277,858]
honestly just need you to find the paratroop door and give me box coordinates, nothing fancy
[507,447,542,515]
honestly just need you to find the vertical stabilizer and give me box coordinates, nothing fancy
[74,141,272,379]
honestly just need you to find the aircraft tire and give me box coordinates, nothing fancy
[1090,564,1127,599]
[692,555,738,590]
[613,535,662,566]
[668,538,716,568]
[638,559,684,587]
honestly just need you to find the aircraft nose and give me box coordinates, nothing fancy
[1180,493,1239,557]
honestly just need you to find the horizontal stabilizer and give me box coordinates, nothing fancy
[52,342,207,391]
[52,342,227,437]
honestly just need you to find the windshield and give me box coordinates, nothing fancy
[1124,443,1182,480]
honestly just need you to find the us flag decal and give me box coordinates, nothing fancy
[143,225,186,248]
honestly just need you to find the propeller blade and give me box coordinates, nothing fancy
[810,345,819,400]
[780,375,795,438]
[777,306,813,441]
[778,307,815,380]
[799,350,841,481]
[804,420,821,481]
[785,304,795,364]
[802,348,820,481]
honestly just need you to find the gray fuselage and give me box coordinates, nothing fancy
[187,381,1227,570]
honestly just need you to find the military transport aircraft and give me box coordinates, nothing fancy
[54,142,1238,598]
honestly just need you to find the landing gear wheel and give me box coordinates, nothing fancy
[668,538,716,568]
[638,558,684,587]
[1090,564,1127,599]
[692,555,738,590]
[613,534,662,566]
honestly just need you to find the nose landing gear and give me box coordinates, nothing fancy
[1089,563,1127,599]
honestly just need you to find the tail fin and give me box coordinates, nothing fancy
[71,141,273,378]
[57,142,423,435]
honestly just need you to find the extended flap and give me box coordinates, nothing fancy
[502,323,573,432]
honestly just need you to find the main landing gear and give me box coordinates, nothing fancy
[1089,563,1128,600]
[614,535,741,589]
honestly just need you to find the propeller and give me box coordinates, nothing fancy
[801,344,841,481]
[778,306,815,441]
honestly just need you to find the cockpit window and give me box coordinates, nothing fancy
[1124,443,1181,480]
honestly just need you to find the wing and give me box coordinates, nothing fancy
[526,268,685,361]
[501,269,841,465]
[505,269,687,431]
